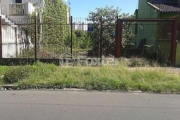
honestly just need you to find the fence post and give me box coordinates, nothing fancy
[114,16,118,56]
[0,16,2,59]
[100,16,103,58]
[34,15,37,61]
[71,16,73,56]
[170,18,178,66]
[115,19,122,58]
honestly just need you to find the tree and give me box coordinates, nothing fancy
[73,30,91,49]
[65,30,91,49]
[87,6,134,56]
[42,0,70,45]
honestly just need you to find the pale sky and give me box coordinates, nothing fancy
[64,0,139,18]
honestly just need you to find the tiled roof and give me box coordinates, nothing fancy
[148,2,180,12]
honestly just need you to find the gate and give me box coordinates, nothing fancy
[115,19,178,65]
[1,16,178,65]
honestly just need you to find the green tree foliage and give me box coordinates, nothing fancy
[87,6,134,55]
[42,0,70,45]
[122,21,136,48]
[74,30,91,49]
[22,0,71,58]
[66,30,91,49]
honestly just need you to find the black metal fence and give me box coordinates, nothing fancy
[122,20,173,63]
[0,16,117,60]
[115,19,179,65]
[71,17,116,58]
[0,15,180,66]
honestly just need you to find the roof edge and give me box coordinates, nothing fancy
[147,2,161,11]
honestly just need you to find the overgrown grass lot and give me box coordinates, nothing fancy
[0,59,180,93]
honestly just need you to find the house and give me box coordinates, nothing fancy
[73,22,88,31]
[0,0,70,58]
[134,0,180,44]
[0,0,44,58]
[131,0,180,62]
[1,0,44,24]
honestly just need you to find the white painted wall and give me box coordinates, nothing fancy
[73,22,88,31]
[1,25,33,58]
[2,25,16,57]
[1,16,34,58]
[7,16,29,24]
[2,25,16,44]
[0,0,44,16]
[1,0,13,15]
[2,43,31,58]
[2,44,17,58]
[30,0,44,8]
[25,2,34,14]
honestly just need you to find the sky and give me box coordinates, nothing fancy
[64,0,139,18]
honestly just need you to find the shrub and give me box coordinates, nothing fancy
[3,66,33,84]
[122,57,159,67]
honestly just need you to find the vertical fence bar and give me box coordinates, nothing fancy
[114,16,118,56]
[115,19,122,58]
[34,15,37,61]
[71,16,73,56]
[0,16,2,59]
[15,27,18,57]
[170,18,178,65]
[100,16,103,58]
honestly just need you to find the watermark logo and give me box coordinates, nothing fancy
[59,53,119,67]
[59,53,75,67]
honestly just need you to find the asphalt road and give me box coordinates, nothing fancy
[0,90,180,120]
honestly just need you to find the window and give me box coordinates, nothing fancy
[16,0,22,3]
